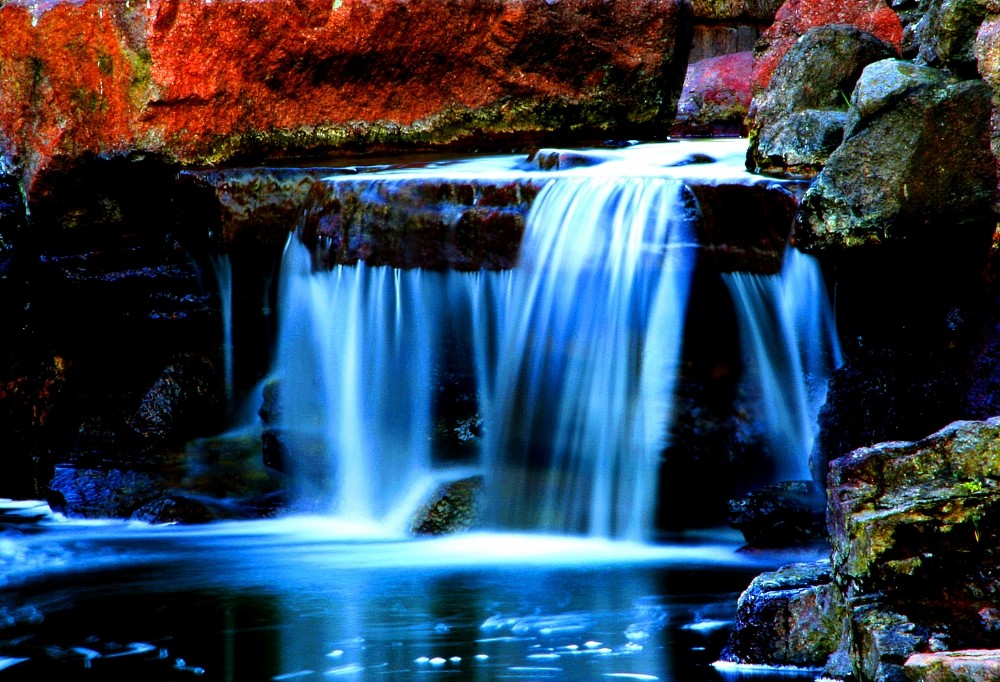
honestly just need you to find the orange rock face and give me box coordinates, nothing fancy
[0,0,691,201]
[750,0,903,94]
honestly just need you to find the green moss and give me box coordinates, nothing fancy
[96,50,114,76]
[123,46,154,105]
[70,88,106,116]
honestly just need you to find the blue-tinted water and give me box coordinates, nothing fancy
[0,506,823,681]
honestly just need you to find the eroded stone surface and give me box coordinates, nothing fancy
[0,0,692,207]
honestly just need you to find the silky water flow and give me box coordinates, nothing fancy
[267,147,840,539]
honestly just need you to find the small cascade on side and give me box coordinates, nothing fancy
[722,248,843,481]
[210,253,235,412]
[270,238,443,525]
[477,176,698,541]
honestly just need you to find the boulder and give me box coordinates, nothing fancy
[726,480,826,547]
[906,650,1000,682]
[127,353,226,443]
[746,25,898,176]
[718,560,842,668]
[673,52,754,137]
[0,0,693,209]
[793,60,997,252]
[912,0,990,76]
[826,417,1000,679]
[975,14,1000,167]
[750,0,903,96]
[410,476,483,535]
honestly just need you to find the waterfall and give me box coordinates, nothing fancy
[261,141,842,538]
[271,239,442,522]
[211,253,235,412]
[722,248,843,481]
[477,177,697,540]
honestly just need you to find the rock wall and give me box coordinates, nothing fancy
[0,0,692,208]
[727,1,1000,679]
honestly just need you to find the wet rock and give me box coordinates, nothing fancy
[0,0,693,207]
[826,418,1000,673]
[794,61,997,252]
[672,52,754,137]
[688,180,803,274]
[727,481,826,547]
[127,353,225,443]
[292,176,540,271]
[48,463,169,519]
[129,495,230,524]
[410,476,483,536]
[746,25,898,176]
[750,0,904,96]
[906,649,1000,681]
[719,560,842,668]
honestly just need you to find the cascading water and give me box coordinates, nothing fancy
[477,177,697,540]
[262,140,843,539]
[210,253,235,412]
[271,239,442,524]
[722,248,843,481]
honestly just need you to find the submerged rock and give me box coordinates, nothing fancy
[410,476,483,536]
[727,481,826,547]
[746,25,898,176]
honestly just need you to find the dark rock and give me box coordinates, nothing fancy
[719,560,842,668]
[258,377,282,427]
[794,61,997,252]
[130,495,229,524]
[750,0,903,96]
[746,25,898,176]
[48,464,169,519]
[128,353,225,443]
[912,0,990,76]
[727,481,826,547]
[410,476,483,536]
[827,418,1000,672]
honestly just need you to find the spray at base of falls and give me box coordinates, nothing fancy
[262,144,843,540]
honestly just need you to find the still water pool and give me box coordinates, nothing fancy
[0,503,824,681]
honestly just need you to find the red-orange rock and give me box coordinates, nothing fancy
[750,0,903,94]
[672,51,753,136]
[0,0,691,204]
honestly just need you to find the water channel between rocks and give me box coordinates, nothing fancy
[6,139,838,680]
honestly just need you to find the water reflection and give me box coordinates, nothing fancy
[0,514,823,680]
